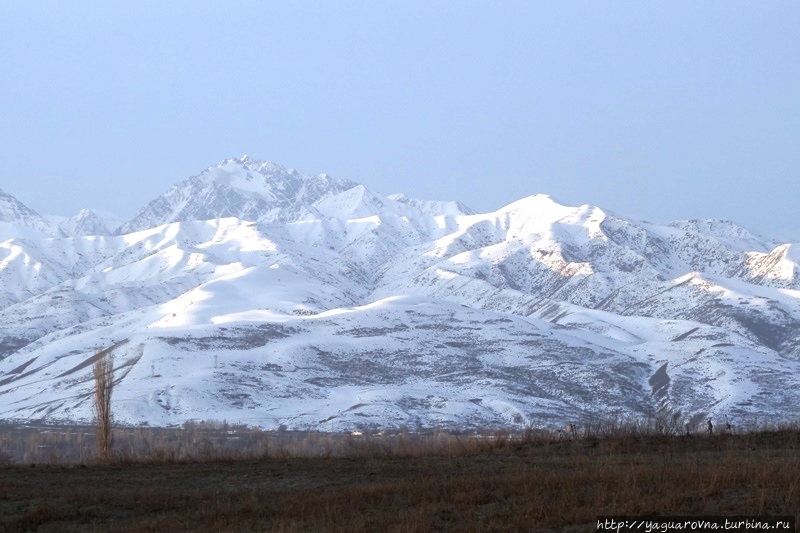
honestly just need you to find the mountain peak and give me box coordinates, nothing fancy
[58,208,116,237]
[216,155,292,174]
[498,193,573,217]
[195,157,300,196]
[0,188,55,236]
[118,157,358,233]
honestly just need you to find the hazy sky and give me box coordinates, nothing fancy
[1,2,798,238]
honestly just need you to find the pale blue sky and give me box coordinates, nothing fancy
[1,1,798,238]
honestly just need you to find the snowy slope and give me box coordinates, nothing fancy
[1,158,799,431]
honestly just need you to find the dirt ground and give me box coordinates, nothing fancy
[1,429,799,532]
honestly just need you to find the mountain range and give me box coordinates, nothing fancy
[1,156,798,431]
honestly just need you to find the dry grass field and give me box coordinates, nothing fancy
[0,422,798,531]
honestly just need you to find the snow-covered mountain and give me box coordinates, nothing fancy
[1,158,799,431]
[117,156,359,233]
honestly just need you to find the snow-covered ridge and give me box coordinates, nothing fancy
[114,156,475,234]
[0,157,798,431]
[118,156,352,234]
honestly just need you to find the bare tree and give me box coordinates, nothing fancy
[93,350,115,460]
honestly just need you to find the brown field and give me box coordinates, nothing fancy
[0,422,799,532]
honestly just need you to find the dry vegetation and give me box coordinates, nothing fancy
[0,419,798,531]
